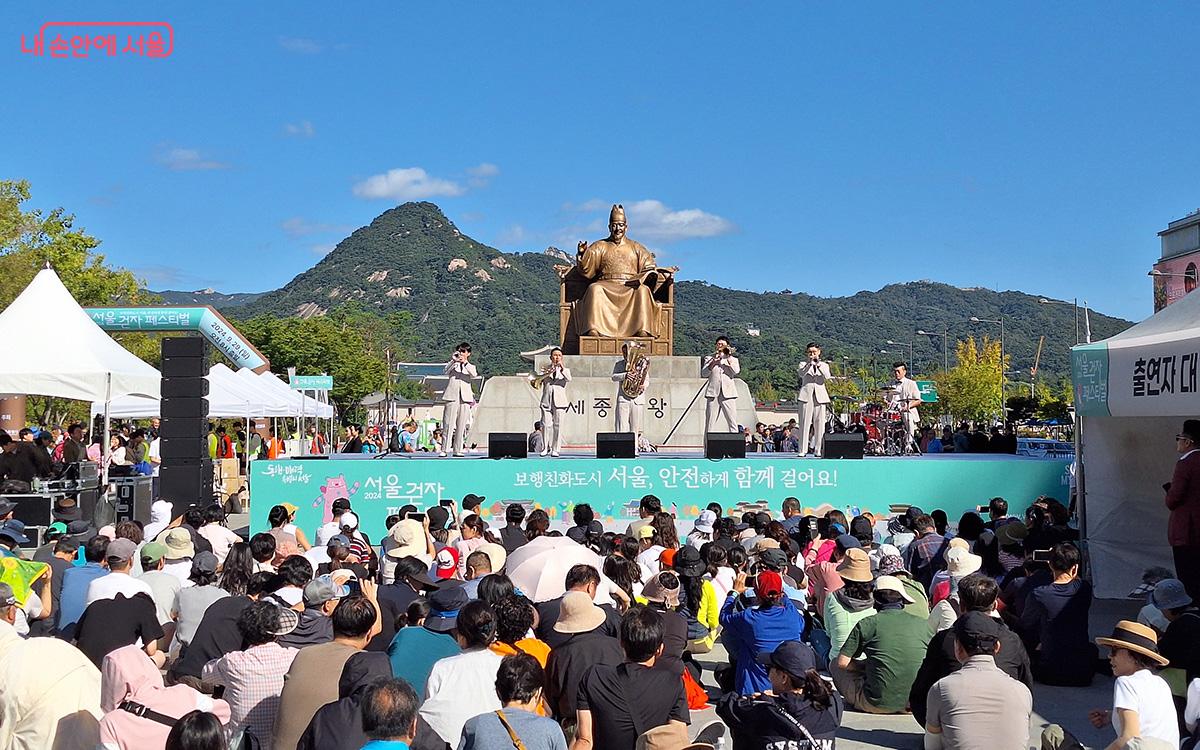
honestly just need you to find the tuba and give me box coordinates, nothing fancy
[620,342,650,400]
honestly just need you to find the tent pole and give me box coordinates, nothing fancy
[101,372,112,506]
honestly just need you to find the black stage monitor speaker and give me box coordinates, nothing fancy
[162,336,207,358]
[161,377,209,399]
[824,433,865,459]
[596,432,635,459]
[488,433,528,459]
[112,477,154,524]
[160,397,209,419]
[8,494,53,527]
[705,432,746,459]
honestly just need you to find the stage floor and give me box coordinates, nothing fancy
[252,452,1072,541]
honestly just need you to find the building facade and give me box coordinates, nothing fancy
[1153,211,1200,311]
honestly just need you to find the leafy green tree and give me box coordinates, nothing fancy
[937,337,1008,423]
[0,180,159,426]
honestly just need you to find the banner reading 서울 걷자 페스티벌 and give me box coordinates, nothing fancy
[248,455,1072,542]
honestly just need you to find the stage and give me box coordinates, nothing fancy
[248,453,1073,541]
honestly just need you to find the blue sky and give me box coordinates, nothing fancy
[5,2,1200,322]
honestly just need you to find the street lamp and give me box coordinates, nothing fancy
[969,316,1005,420]
[916,328,949,371]
[886,340,914,370]
[1038,297,1080,345]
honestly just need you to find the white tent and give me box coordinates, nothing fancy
[0,267,160,402]
[92,364,297,418]
[1071,287,1200,597]
[256,370,334,418]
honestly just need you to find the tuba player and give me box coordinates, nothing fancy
[612,341,650,443]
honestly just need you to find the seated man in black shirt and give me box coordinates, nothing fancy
[1152,578,1200,682]
[536,564,620,648]
[574,606,689,750]
[909,573,1033,725]
[169,570,274,691]
[74,591,164,668]
[1017,542,1096,686]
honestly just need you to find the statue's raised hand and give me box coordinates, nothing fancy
[577,240,588,257]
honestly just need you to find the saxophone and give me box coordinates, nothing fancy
[620,343,650,399]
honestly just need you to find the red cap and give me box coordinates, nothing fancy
[757,570,784,597]
[434,547,460,579]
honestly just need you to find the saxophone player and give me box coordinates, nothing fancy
[538,347,572,457]
[796,342,833,457]
[612,341,649,441]
[702,335,740,433]
[440,342,477,457]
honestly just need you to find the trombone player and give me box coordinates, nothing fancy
[703,335,740,433]
[440,342,477,457]
[612,341,650,442]
[796,342,832,456]
[538,347,572,457]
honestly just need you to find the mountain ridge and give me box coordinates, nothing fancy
[198,202,1129,387]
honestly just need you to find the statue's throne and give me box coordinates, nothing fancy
[559,269,674,356]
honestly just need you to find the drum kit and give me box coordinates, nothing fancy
[828,386,916,456]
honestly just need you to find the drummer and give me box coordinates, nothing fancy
[886,361,922,453]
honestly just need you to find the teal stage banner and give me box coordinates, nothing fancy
[249,456,1072,542]
[86,306,269,372]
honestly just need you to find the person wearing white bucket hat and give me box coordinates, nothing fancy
[928,547,984,634]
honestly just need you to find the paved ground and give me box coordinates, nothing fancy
[238,513,1136,749]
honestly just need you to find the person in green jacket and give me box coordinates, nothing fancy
[877,553,930,619]
[824,549,876,659]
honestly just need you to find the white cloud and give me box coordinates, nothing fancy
[496,224,527,245]
[156,147,228,171]
[352,167,465,201]
[281,217,351,237]
[130,264,203,287]
[561,199,609,214]
[284,120,315,138]
[279,36,322,54]
[560,198,735,243]
[466,162,500,188]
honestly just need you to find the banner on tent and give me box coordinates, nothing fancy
[1073,338,1200,417]
[249,455,1072,542]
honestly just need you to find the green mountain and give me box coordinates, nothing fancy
[236,202,1131,390]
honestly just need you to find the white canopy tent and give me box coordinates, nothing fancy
[1071,287,1200,597]
[256,370,334,419]
[91,364,299,418]
[0,267,160,402]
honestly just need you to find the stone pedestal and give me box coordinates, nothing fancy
[469,355,757,451]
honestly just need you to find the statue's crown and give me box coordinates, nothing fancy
[609,204,625,223]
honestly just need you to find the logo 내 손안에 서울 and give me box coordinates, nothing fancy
[21,22,173,58]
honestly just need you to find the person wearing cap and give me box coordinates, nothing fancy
[1018,541,1097,687]
[928,537,971,605]
[641,571,691,676]
[805,533,860,618]
[1151,578,1200,684]
[537,564,622,648]
[202,600,302,748]
[1043,621,1180,750]
[825,548,876,662]
[909,573,1032,727]
[84,537,153,609]
[135,541,181,628]
[317,497,354,547]
[717,640,842,748]
[923,611,1033,750]
[170,551,228,653]
[388,584,465,692]
[31,521,67,563]
[928,546,985,634]
[1166,418,1200,602]
[673,545,720,652]
[318,534,371,580]
[544,590,625,719]
[720,569,804,695]
[275,592,381,750]
[0,518,31,558]
[834,575,932,713]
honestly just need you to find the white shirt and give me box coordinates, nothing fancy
[315,519,342,547]
[420,648,503,743]
[303,546,331,570]
[197,524,242,566]
[636,545,666,583]
[889,376,922,421]
[85,570,153,608]
[162,559,195,588]
[1112,669,1179,747]
[148,438,161,476]
[1186,677,1200,733]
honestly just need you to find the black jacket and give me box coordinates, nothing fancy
[545,628,624,719]
[716,690,843,750]
[908,616,1032,726]
[299,651,446,750]
[499,524,528,554]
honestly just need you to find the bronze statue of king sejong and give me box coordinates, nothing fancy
[556,204,677,340]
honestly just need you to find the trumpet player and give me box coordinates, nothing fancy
[538,347,572,457]
[612,341,649,439]
[702,335,740,433]
[440,342,477,457]
[796,341,832,456]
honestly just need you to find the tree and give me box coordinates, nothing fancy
[1,180,159,426]
[937,337,1008,423]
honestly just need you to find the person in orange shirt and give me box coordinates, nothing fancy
[489,594,552,716]
[264,428,285,460]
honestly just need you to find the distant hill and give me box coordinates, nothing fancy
[155,288,263,307]
[228,202,1131,390]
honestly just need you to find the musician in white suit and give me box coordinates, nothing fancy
[612,342,649,437]
[702,335,740,433]
[888,361,922,453]
[440,342,477,457]
[796,342,832,456]
[539,347,572,457]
